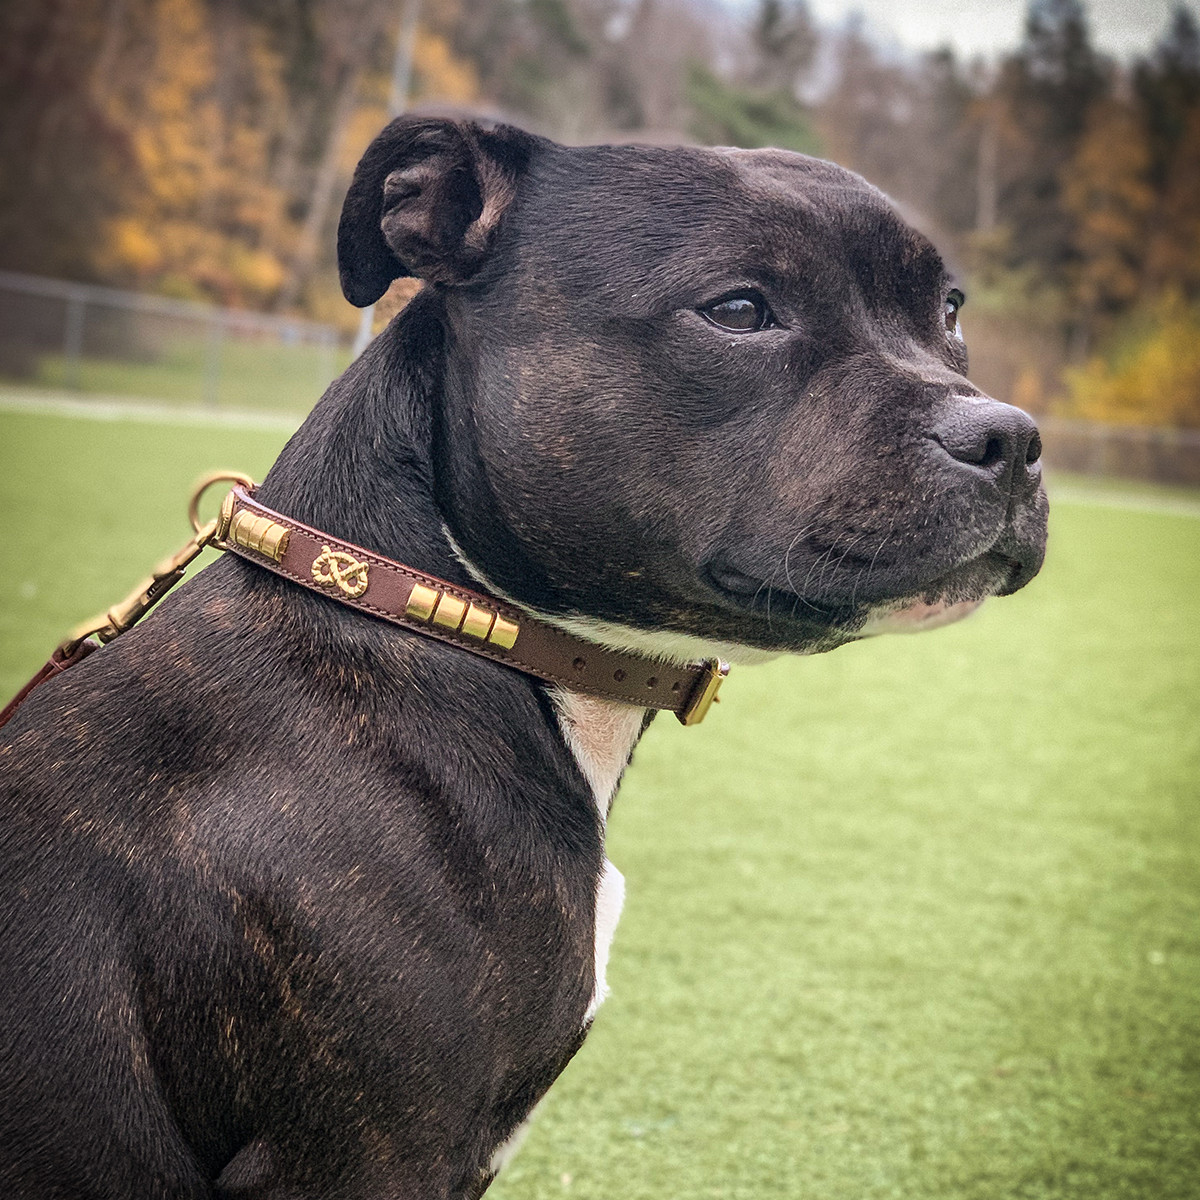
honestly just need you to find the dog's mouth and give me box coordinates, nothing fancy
[702,560,857,625]
[702,549,1026,639]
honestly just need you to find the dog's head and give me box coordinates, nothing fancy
[339,117,1048,663]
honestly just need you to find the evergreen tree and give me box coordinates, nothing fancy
[1136,7,1200,300]
[751,0,818,94]
[994,0,1110,280]
[1134,4,1200,189]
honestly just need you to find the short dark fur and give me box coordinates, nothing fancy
[0,118,1046,1198]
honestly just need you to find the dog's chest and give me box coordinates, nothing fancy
[552,690,644,1019]
[552,690,645,823]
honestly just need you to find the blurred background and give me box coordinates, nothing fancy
[1,0,1198,481]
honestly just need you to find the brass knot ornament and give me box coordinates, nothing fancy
[311,546,370,598]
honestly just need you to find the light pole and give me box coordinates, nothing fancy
[351,0,421,360]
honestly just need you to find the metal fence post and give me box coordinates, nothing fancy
[318,327,336,391]
[204,312,224,407]
[351,304,375,360]
[350,0,420,364]
[64,291,86,389]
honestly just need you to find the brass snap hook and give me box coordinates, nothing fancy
[58,470,256,658]
[189,470,255,536]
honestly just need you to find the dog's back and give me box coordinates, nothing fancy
[0,360,604,1196]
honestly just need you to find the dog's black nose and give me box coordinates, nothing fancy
[932,398,1041,484]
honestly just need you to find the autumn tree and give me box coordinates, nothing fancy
[1060,98,1154,317]
[0,0,132,282]
[812,32,983,246]
[815,22,908,184]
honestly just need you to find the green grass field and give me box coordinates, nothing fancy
[4,336,351,411]
[1,406,1197,1199]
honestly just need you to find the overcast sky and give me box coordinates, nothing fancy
[727,0,1199,60]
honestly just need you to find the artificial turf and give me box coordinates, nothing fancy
[1,407,1197,1199]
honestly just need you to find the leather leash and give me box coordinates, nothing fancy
[0,473,728,731]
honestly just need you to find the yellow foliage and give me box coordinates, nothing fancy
[84,0,479,313]
[1060,297,1200,429]
[342,104,392,174]
[121,0,220,208]
[414,28,479,104]
[94,0,292,307]
[342,24,480,173]
[105,217,162,274]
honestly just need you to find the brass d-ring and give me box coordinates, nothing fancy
[188,470,255,535]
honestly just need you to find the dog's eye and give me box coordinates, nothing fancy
[944,288,965,334]
[699,292,775,333]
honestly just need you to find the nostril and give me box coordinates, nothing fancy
[980,437,1005,469]
[1026,429,1042,464]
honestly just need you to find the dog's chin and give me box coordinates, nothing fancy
[859,596,985,635]
[854,547,1039,636]
[701,546,1027,650]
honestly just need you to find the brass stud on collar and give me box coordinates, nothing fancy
[404,583,519,650]
[488,615,520,650]
[406,584,439,621]
[231,510,290,563]
[432,593,468,630]
[461,603,495,640]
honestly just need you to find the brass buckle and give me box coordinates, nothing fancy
[678,658,729,726]
[59,471,255,656]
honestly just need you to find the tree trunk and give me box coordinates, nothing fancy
[275,58,364,312]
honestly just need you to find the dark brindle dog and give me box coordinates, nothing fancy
[0,117,1047,1198]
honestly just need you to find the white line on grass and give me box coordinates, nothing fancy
[0,391,304,433]
[1050,487,1200,520]
[4,392,1199,520]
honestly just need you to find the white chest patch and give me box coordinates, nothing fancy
[551,689,645,823]
[586,857,626,1023]
[551,689,642,1022]
[488,1112,535,1177]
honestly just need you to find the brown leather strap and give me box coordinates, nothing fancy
[216,487,727,724]
[0,639,100,731]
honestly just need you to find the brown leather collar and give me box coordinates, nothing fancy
[216,487,728,725]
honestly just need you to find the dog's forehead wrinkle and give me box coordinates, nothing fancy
[522,165,941,333]
[509,148,811,304]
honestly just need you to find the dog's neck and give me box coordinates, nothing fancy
[252,295,652,816]
[255,295,473,592]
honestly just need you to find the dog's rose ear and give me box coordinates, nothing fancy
[337,116,534,307]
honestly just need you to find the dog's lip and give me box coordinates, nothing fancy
[701,559,855,624]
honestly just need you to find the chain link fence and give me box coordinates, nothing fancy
[0,270,347,413]
[2,271,1198,489]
